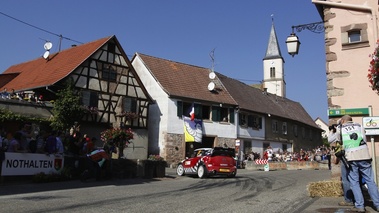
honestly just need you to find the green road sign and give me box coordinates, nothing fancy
[328,108,369,117]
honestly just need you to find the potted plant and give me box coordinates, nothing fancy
[146,154,166,178]
[368,40,379,95]
[100,127,134,159]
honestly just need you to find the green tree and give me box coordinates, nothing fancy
[0,108,48,123]
[50,80,85,131]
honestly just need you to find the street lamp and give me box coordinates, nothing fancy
[286,21,324,57]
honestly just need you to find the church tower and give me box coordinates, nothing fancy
[263,20,286,98]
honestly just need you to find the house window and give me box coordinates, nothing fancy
[272,120,278,133]
[177,101,209,120]
[212,105,227,122]
[293,125,298,137]
[102,64,117,81]
[282,122,287,135]
[348,30,361,43]
[123,97,137,113]
[82,90,98,108]
[220,107,229,122]
[341,23,369,50]
[177,101,192,118]
[248,115,262,129]
[270,67,275,78]
[239,113,247,126]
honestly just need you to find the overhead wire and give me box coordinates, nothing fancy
[0,11,83,44]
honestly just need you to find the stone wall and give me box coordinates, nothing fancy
[245,161,330,171]
[163,133,185,167]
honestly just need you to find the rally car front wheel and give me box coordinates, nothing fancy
[197,165,208,179]
[177,164,185,176]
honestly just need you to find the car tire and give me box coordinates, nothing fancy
[177,164,185,176]
[228,170,237,178]
[197,165,208,179]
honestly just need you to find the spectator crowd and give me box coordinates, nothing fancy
[242,145,332,169]
[0,123,98,158]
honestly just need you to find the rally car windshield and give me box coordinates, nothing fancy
[210,148,235,158]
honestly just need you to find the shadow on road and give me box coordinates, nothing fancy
[0,175,177,196]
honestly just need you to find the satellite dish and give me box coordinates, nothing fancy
[44,42,53,50]
[208,82,215,91]
[209,72,216,80]
[43,51,50,59]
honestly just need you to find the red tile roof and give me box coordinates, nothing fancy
[136,53,238,106]
[0,36,113,91]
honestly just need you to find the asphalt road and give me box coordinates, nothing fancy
[0,168,331,213]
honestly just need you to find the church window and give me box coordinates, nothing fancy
[270,67,275,78]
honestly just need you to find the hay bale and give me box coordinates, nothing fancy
[307,180,343,197]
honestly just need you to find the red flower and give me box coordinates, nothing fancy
[368,40,379,95]
[100,128,134,146]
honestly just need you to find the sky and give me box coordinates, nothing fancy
[0,0,328,122]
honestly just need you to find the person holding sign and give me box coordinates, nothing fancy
[337,115,379,212]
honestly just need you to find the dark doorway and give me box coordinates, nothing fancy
[185,136,215,158]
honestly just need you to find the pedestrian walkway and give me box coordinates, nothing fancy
[300,196,377,213]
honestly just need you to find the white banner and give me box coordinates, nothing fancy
[1,153,64,176]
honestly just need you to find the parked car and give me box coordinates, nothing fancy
[176,147,237,178]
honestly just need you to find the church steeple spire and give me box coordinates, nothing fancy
[264,19,283,61]
[262,17,286,98]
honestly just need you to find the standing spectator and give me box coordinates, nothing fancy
[329,122,354,207]
[326,147,332,170]
[7,132,25,152]
[56,131,64,154]
[36,130,47,153]
[68,126,82,156]
[264,146,273,161]
[18,123,32,151]
[1,88,9,99]
[337,115,379,212]
[299,149,306,161]
[285,152,292,162]
[45,131,57,154]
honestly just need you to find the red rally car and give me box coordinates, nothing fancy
[176,147,237,178]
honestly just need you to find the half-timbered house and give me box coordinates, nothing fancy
[0,35,152,159]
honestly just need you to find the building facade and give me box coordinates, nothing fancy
[313,0,379,177]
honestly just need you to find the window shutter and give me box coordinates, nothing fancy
[177,101,183,117]
[212,106,220,121]
[229,108,234,123]
[195,104,202,118]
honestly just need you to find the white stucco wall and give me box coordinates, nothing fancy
[327,1,379,124]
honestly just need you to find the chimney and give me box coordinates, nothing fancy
[263,88,268,94]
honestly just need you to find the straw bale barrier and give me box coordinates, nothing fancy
[307,180,343,197]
